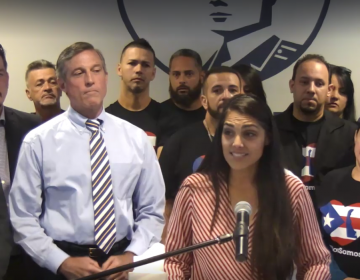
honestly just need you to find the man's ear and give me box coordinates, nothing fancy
[289,79,294,94]
[117,63,122,77]
[57,78,66,92]
[25,88,32,101]
[200,70,205,84]
[201,94,208,111]
[327,84,334,97]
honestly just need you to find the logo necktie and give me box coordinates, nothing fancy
[86,119,116,253]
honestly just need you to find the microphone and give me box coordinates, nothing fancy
[76,233,233,280]
[233,201,252,262]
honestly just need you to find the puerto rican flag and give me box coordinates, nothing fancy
[320,200,360,246]
[193,155,205,173]
[145,131,156,149]
[301,143,316,183]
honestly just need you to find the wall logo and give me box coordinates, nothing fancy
[118,0,330,80]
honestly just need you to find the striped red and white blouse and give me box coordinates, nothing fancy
[164,171,331,280]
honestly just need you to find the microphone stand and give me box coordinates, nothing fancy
[77,233,233,280]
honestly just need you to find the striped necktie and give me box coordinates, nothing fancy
[86,119,116,253]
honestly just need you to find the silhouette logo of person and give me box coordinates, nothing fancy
[118,0,330,80]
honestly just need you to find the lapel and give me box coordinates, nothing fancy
[314,111,344,170]
[275,104,304,177]
[4,107,21,182]
[275,104,296,132]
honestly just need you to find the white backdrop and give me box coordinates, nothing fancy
[0,0,359,116]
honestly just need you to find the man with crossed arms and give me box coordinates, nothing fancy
[9,42,165,280]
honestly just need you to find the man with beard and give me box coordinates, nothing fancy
[25,60,64,122]
[159,66,243,243]
[106,39,158,148]
[274,54,357,212]
[157,49,206,156]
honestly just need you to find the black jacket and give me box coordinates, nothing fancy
[0,182,11,279]
[4,107,41,182]
[274,104,357,198]
[0,107,40,278]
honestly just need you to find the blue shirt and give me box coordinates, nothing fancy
[9,107,165,274]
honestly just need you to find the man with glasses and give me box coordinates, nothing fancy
[0,44,41,279]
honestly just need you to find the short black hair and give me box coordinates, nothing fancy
[203,66,241,90]
[0,44,8,70]
[291,54,330,83]
[169,49,202,69]
[120,38,155,62]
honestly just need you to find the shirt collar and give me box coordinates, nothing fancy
[0,107,5,125]
[67,106,107,132]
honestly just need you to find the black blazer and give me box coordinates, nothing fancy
[274,104,357,192]
[0,182,11,279]
[4,107,41,183]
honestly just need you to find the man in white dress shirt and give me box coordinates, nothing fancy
[9,42,165,280]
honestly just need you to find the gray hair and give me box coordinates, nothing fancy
[25,59,56,81]
[56,42,107,80]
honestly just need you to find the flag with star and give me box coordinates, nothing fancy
[320,200,360,246]
[320,202,344,235]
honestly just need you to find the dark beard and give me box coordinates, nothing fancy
[128,85,143,95]
[207,104,221,119]
[169,80,202,108]
[300,103,322,115]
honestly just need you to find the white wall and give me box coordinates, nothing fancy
[0,0,359,115]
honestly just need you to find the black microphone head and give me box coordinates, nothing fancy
[234,201,252,215]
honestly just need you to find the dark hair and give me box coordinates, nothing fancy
[169,49,202,69]
[203,66,242,89]
[292,54,330,83]
[0,44,7,70]
[198,94,296,279]
[120,38,155,62]
[56,42,107,80]
[25,59,56,81]
[330,65,356,122]
[232,64,267,103]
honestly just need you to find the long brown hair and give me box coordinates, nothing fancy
[198,94,297,279]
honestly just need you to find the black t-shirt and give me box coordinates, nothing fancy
[105,99,160,147]
[159,121,211,200]
[317,165,360,278]
[291,116,324,203]
[157,99,206,147]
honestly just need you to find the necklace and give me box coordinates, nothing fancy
[203,120,214,142]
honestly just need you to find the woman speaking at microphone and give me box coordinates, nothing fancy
[164,94,330,280]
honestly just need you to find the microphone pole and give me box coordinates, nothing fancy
[77,233,233,280]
